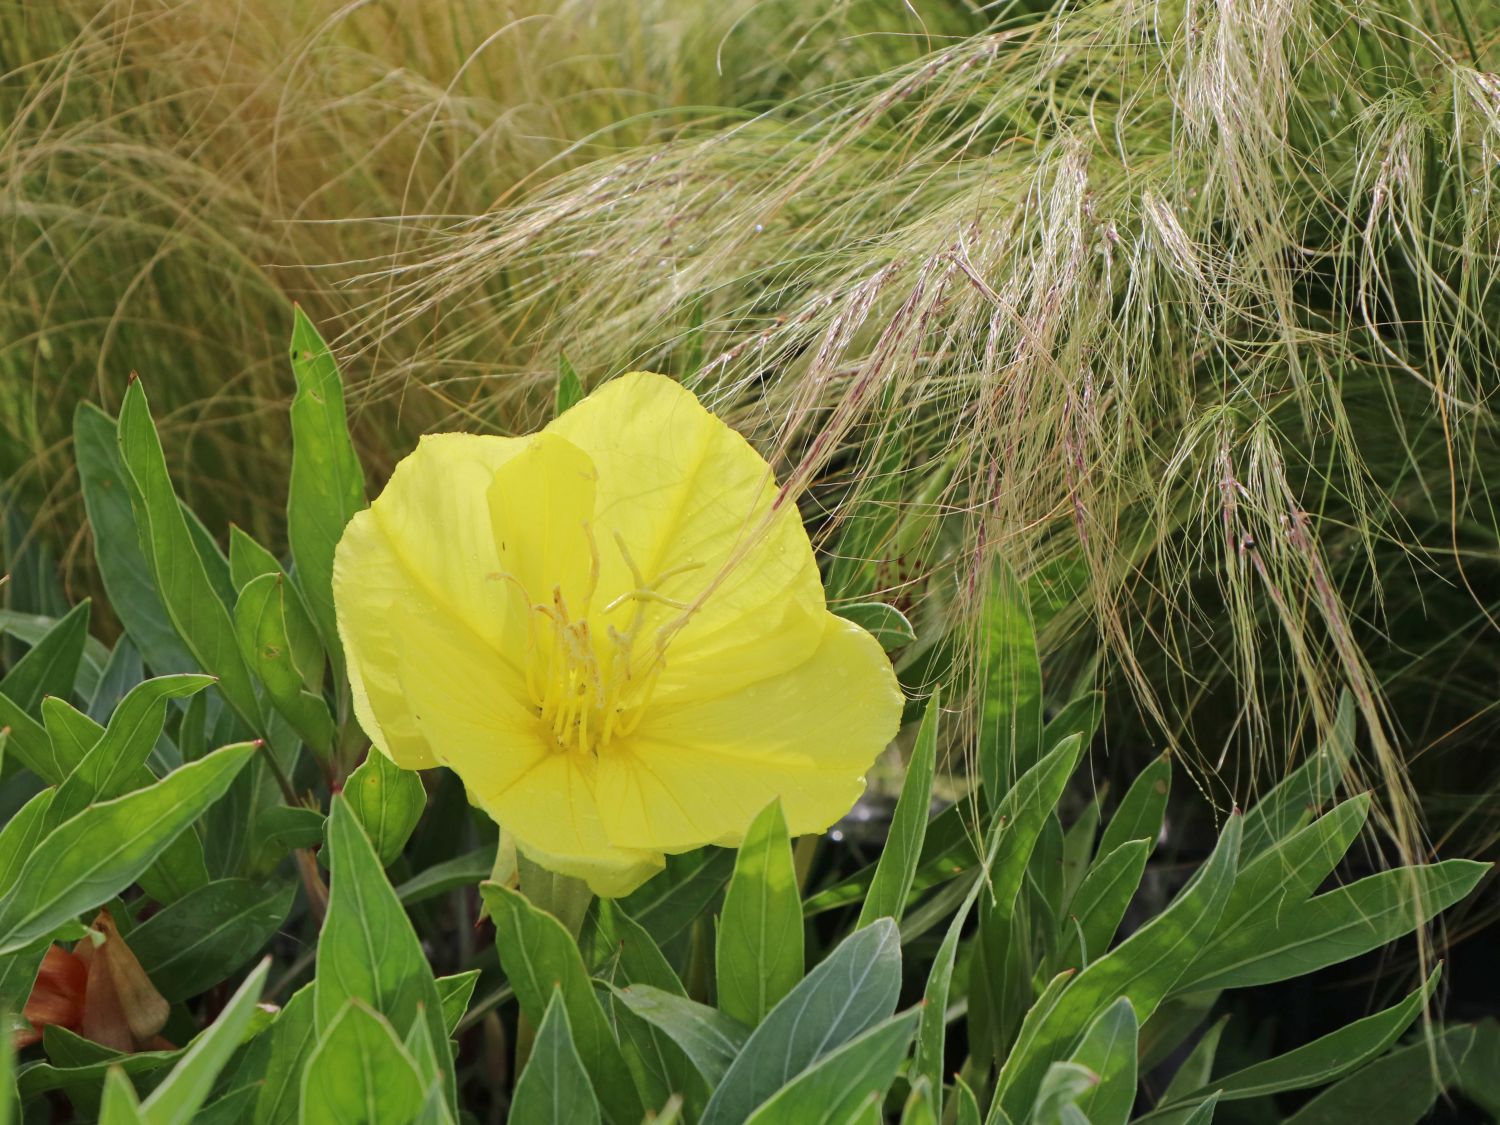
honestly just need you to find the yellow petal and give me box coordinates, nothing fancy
[547,372,825,700]
[487,431,599,617]
[597,614,902,851]
[334,432,525,768]
[384,602,549,796]
[474,751,664,897]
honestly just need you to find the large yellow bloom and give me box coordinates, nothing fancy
[333,372,902,895]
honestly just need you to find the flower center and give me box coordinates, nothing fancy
[508,524,699,756]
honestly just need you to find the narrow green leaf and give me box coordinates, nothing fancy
[1240,694,1353,860]
[621,848,734,949]
[860,690,941,928]
[0,743,254,954]
[396,848,489,905]
[611,985,749,1087]
[716,800,802,1026]
[251,806,326,871]
[89,638,144,723]
[995,815,1242,1119]
[1054,839,1151,972]
[234,574,334,756]
[743,1010,919,1125]
[287,308,365,672]
[513,990,603,1125]
[0,600,91,715]
[75,404,197,678]
[252,984,316,1125]
[130,879,295,1002]
[99,1068,148,1125]
[315,797,451,1109]
[479,881,643,1125]
[1030,1061,1097,1121]
[916,829,999,1118]
[587,899,684,994]
[1067,998,1137,1125]
[1150,969,1439,1116]
[700,919,903,1125]
[0,788,54,898]
[343,749,426,868]
[49,674,214,824]
[1182,859,1487,992]
[139,960,269,1125]
[1281,1025,1473,1125]
[1160,1017,1228,1106]
[115,380,261,728]
[1097,752,1170,860]
[299,1001,424,1125]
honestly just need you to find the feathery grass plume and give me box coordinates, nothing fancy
[363,0,1500,869]
[0,0,970,603]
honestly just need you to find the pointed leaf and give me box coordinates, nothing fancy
[130,879,295,1003]
[0,743,254,954]
[717,800,802,1025]
[287,309,364,672]
[299,1001,423,1125]
[743,1011,919,1125]
[700,919,902,1125]
[859,690,940,927]
[512,990,603,1125]
[343,749,426,868]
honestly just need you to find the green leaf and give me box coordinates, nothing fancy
[287,308,365,674]
[403,1011,457,1125]
[314,797,451,1110]
[74,403,197,679]
[252,984,317,1125]
[1150,969,1439,1116]
[251,805,326,870]
[611,985,749,1087]
[915,828,997,1119]
[396,848,489,905]
[299,1001,424,1125]
[227,528,324,690]
[621,847,734,948]
[1030,1061,1096,1122]
[115,380,262,729]
[1067,998,1137,1125]
[0,743,254,954]
[700,918,903,1125]
[977,562,1042,793]
[99,1067,148,1125]
[1281,1025,1473,1125]
[716,800,803,1026]
[233,575,334,755]
[1097,752,1170,860]
[0,788,55,897]
[138,959,269,1125]
[859,690,940,928]
[0,600,91,715]
[1456,1019,1500,1119]
[1054,839,1151,972]
[435,970,481,1036]
[834,602,917,651]
[557,354,585,415]
[1160,1016,1228,1106]
[994,814,1242,1119]
[130,879,295,1002]
[804,805,976,918]
[1240,694,1353,860]
[743,1010,919,1125]
[49,674,214,825]
[1181,859,1487,992]
[967,733,1087,1062]
[478,881,643,1125]
[343,750,426,868]
[513,989,603,1125]
[0,938,48,1019]
[89,638,144,722]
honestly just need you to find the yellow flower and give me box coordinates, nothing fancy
[333,372,902,895]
